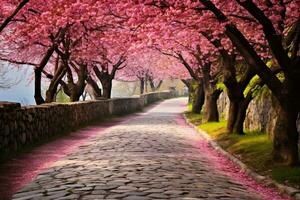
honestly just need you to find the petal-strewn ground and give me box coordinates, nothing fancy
[10,98,289,200]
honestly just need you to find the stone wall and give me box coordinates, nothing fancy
[0,91,175,152]
[217,92,300,135]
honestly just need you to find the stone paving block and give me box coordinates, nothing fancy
[11,98,284,200]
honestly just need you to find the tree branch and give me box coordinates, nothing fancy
[235,0,290,70]
[0,0,29,32]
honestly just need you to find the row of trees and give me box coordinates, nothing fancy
[142,0,299,166]
[118,0,299,166]
[0,0,299,166]
[0,0,179,103]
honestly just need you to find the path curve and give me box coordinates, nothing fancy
[11,98,288,200]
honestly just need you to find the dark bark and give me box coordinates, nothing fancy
[231,99,250,135]
[66,63,88,102]
[34,69,45,105]
[181,79,192,88]
[149,77,163,92]
[232,104,247,135]
[144,75,148,93]
[140,78,145,95]
[273,101,299,166]
[182,79,192,101]
[227,100,238,133]
[93,66,113,99]
[226,85,248,135]
[203,89,222,122]
[149,78,155,92]
[45,62,67,103]
[192,81,205,114]
[0,0,29,33]
[177,54,199,80]
[227,83,255,135]
[271,71,300,166]
[201,61,221,122]
[86,76,102,99]
[34,46,55,105]
[92,56,126,99]
[156,80,163,91]
[101,78,113,99]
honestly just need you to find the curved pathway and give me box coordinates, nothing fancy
[11,98,288,200]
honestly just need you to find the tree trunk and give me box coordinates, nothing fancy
[232,102,248,135]
[227,100,238,132]
[155,80,163,91]
[45,64,66,103]
[227,97,249,135]
[192,82,204,114]
[86,77,102,99]
[273,102,299,166]
[70,89,80,102]
[145,77,148,93]
[102,79,112,99]
[140,78,145,95]
[45,88,57,103]
[188,86,195,103]
[34,69,45,105]
[149,78,163,92]
[227,95,253,135]
[34,46,55,105]
[225,76,255,135]
[61,63,87,102]
[203,90,221,122]
[149,78,156,92]
[67,83,87,102]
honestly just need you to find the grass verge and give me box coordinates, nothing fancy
[185,110,300,188]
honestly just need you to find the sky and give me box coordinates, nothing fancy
[0,65,35,105]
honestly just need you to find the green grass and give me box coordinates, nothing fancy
[272,167,300,186]
[199,121,227,139]
[186,111,300,188]
[185,112,202,126]
[187,103,193,111]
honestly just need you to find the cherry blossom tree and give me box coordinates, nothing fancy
[1,0,299,166]
[195,0,300,166]
[138,0,299,165]
[1,0,134,102]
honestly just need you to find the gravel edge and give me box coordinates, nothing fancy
[183,114,300,200]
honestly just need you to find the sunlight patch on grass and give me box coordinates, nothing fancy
[187,103,192,112]
[199,121,227,139]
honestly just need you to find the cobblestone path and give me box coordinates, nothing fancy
[12,98,282,200]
